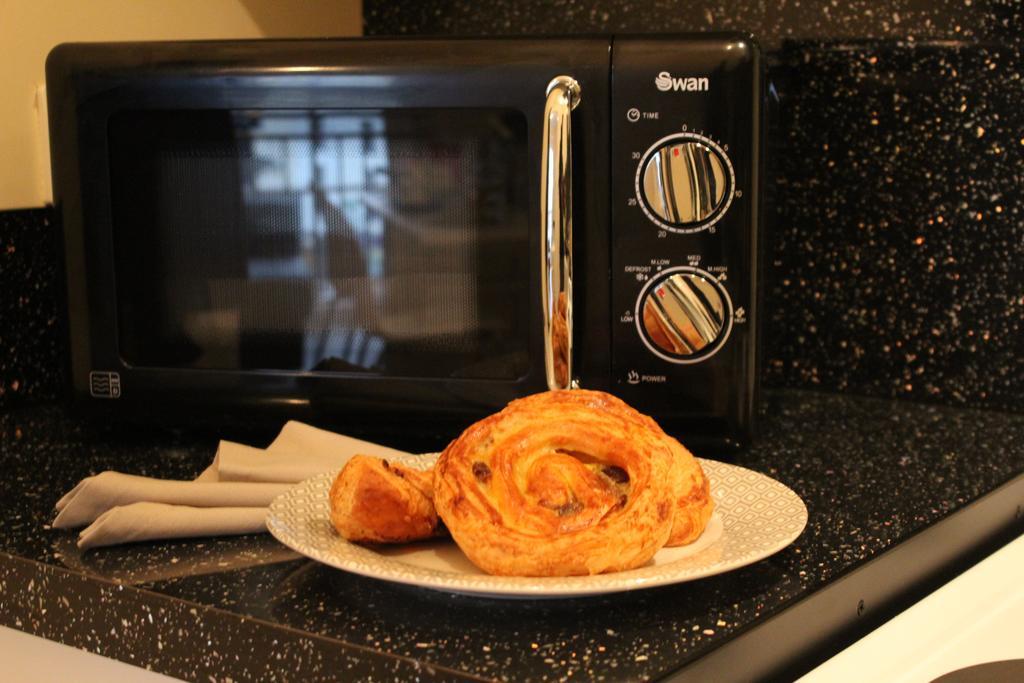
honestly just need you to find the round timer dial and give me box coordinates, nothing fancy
[635,133,734,233]
[636,267,733,364]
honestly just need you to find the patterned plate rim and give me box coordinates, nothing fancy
[266,456,808,598]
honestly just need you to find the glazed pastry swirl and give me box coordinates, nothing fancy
[434,390,694,576]
[600,397,715,547]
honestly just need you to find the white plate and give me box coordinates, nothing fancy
[266,455,808,598]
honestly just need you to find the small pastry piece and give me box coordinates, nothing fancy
[329,455,439,543]
[433,389,687,577]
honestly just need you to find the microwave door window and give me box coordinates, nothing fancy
[107,109,530,380]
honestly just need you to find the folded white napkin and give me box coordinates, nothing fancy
[197,420,411,484]
[53,421,413,549]
[77,503,269,549]
[54,474,290,529]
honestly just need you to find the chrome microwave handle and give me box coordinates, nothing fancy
[540,75,581,391]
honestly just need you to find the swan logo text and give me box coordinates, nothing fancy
[655,71,709,92]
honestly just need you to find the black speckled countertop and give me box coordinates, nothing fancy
[1,389,1022,681]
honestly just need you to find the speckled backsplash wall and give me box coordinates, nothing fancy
[2,0,1021,414]
[364,0,1022,49]
[367,0,1024,412]
[765,40,1022,408]
[0,208,64,411]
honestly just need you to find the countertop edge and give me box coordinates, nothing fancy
[0,551,480,682]
[667,472,1024,682]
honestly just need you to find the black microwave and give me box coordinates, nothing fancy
[47,35,762,448]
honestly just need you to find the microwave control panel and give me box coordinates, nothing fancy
[610,37,761,446]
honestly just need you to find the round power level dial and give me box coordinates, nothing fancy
[635,133,735,233]
[636,266,734,363]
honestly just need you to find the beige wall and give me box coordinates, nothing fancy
[0,0,362,210]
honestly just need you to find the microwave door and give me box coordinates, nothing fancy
[50,39,612,426]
